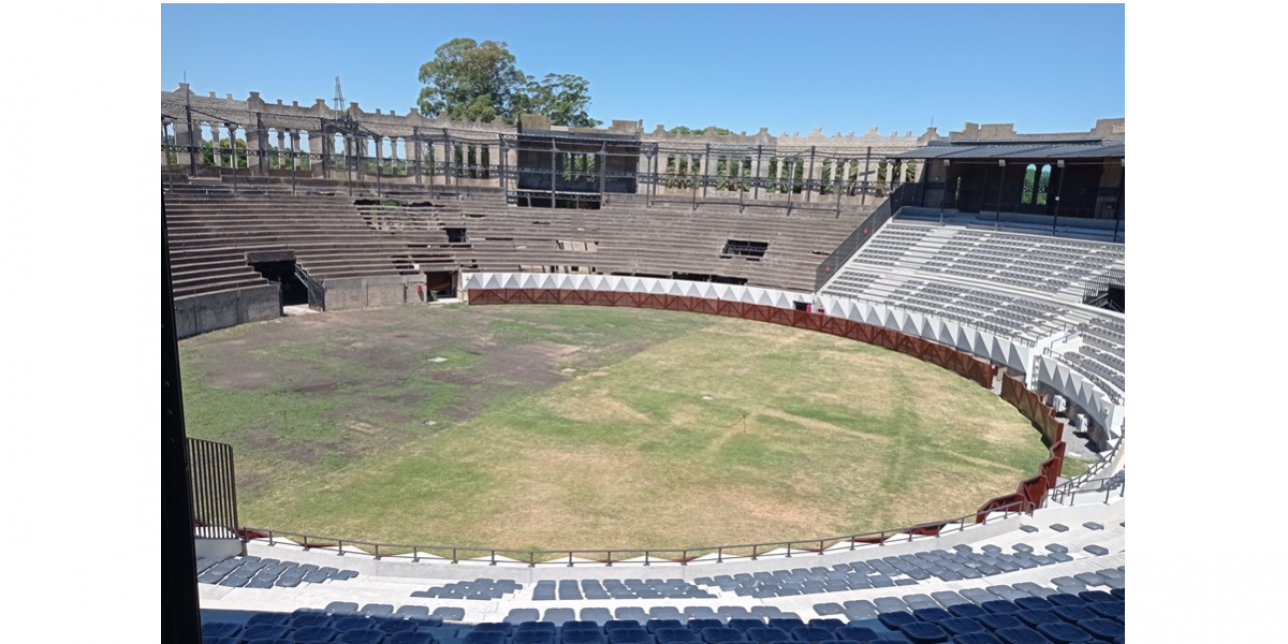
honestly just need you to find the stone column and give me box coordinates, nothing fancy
[245,121,265,176]
[308,130,327,178]
[276,130,287,171]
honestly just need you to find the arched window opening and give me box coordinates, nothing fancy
[1022,163,1038,204]
[1037,164,1053,205]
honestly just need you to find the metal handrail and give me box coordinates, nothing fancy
[242,499,1030,567]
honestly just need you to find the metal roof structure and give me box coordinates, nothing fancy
[889,142,1124,160]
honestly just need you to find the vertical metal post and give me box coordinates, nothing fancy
[228,124,239,194]
[1114,180,1124,243]
[499,135,507,198]
[739,156,745,213]
[599,141,606,202]
[995,160,1007,228]
[754,145,763,201]
[860,147,872,205]
[806,146,816,202]
[836,158,844,217]
[785,158,794,215]
[1052,160,1066,236]
[413,128,423,185]
[550,138,557,207]
[375,135,383,199]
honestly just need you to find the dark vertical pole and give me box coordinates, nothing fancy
[995,161,1007,228]
[413,128,423,186]
[320,119,330,180]
[499,135,507,198]
[550,138,557,207]
[1114,178,1124,243]
[184,96,198,178]
[836,158,844,218]
[806,146,816,203]
[375,135,383,199]
[228,124,238,194]
[1052,161,1066,236]
[599,141,606,202]
[754,146,763,201]
[861,147,872,206]
[785,158,794,215]
[162,195,204,644]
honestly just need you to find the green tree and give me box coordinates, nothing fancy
[202,138,247,168]
[513,73,601,128]
[668,126,735,136]
[417,38,600,127]
[417,38,525,122]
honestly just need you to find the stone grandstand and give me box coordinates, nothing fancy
[163,87,1126,643]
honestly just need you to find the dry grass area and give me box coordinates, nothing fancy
[180,303,1049,554]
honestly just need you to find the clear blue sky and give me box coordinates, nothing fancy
[161,3,1124,137]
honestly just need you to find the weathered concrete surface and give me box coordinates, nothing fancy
[174,284,281,339]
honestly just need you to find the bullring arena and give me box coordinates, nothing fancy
[163,85,1126,644]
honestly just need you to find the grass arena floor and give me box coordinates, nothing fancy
[179,303,1053,555]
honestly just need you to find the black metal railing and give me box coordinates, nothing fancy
[244,499,1029,567]
[187,437,239,539]
[813,183,921,290]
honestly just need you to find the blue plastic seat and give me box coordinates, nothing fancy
[946,605,987,620]
[293,625,339,643]
[515,631,556,644]
[877,612,918,630]
[727,620,764,633]
[748,628,790,644]
[564,630,606,644]
[648,620,685,633]
[241,625,290,641]
[293,613,333,630]
[912,608,953,623]
[609,629,650,644]
[248,612,292,628]
[335,617,374,633]
[1085,603,1123,622]
[339,631,386,644]
[950,634,1003,644]
[832,627,879,643]
[565,621,605,632]
[1077,591,1114,604]
[1012,599,1053,613]
[938,618,984,635]
[388,633,435,644]
[809,620,844,632]
[607,621,644,632]
[689,620,724,632]
[1014,611,1060,628]
[381,620,418,634]
[701,627,747,644]
[465,631,509,644]
[790,627,831,644]
[519,622,558,633]
[1035,622,1092,643]
[657,628,702,644]
[1050,606,1094,625]
[476,623,513,634]
[202,623,241,639]
[245,639,291,644]
[899,621,949,644]
[993,627,1048,644]
[980,602,1020,615]
[975,615,1023,632]
[1076,617,1124,640]
[1045,595,1085,608]
[769,619,805,632]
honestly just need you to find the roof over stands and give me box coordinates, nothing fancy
[889,141,1125,160]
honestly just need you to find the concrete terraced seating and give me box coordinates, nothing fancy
[165,183,865,296]
[841,220,1124,304]
[412,579,525,600]
[820,270,1097,344]
[196,554,359,588]
[165,191,416,295]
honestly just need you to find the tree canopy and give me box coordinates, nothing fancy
[417,38,600,127]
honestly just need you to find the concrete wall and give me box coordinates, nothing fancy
[320,275,424,311]
[174,285,281,339]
